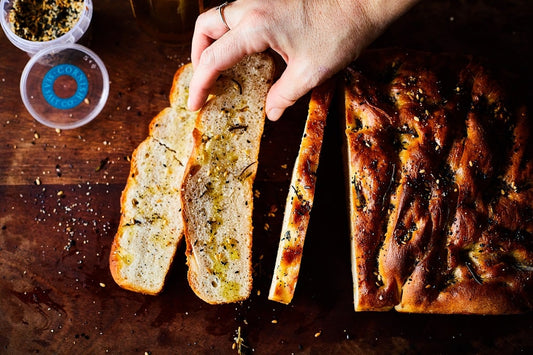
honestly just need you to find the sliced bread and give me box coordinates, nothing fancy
[268,80,335,304]
[109,64,197,295]
[344,49,533,314]
[181,53,275,304]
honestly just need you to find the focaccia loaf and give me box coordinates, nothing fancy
[268,80,334,304]
[109,64,197,295]
[344,49,533,314]
[181,53,275,304]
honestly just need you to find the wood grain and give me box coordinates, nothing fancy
[1,0,532,353]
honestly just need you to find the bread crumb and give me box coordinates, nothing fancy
[267,204,278,217]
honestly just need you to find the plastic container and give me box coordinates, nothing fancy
[1,0,108,129]
[0,0,92,55]
[20,43,109,129]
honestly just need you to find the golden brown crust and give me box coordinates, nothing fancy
[109,142,152,293]
[345,49,533,314]
[269,79,335,304]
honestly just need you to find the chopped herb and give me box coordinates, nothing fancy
[95,157,109,172]
[231,79,243,94]
[238,161,257,179]
[465,260,483,285]
[229,124,248,132]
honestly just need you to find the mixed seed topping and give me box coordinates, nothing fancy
[9,0,84,42]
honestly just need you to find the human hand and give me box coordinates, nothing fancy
[188,0,418,120]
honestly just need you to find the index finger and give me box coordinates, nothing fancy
[191,5,232,68]
[188,30,250,111]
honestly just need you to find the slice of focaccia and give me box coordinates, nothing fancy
[181,53,275,304]
[109,64,197,295]
[345,49,533,314]
[268,80,335,304]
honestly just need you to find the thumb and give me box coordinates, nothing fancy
[266,63,319,121]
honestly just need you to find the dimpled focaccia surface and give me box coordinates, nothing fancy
[344,49,533,314]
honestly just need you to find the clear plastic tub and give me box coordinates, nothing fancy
[20,43,109,129]
[1,0,108,129]
[0,0,93,55]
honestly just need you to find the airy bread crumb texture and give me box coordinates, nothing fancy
[109,64,197,295]
[182,53,274,304]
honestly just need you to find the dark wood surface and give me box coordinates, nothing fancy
[1,0,532,353]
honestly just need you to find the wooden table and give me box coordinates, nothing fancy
[1,0,532,353]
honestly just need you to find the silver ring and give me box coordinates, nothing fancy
[217,2,231,31]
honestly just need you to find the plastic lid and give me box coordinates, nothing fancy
[0,0,93,55]
[20,43,109,129]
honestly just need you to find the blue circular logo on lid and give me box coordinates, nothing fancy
[41,64,89,110]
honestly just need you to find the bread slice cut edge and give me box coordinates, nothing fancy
[268,79,335,304]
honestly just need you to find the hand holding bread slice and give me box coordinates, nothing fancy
[110,53,274,303]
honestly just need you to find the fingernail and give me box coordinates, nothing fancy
[187,97,196,111]
[267,108,283,121]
